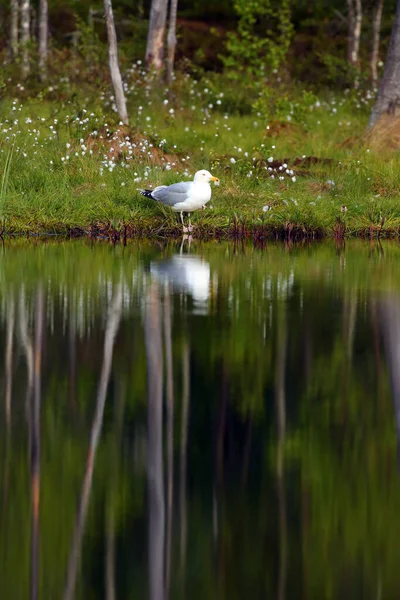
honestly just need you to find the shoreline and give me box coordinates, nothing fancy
[1,218,398,241]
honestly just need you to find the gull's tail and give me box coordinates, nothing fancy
[138,188,155,199]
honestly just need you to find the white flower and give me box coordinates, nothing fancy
[263,205,271,212]
[267,156,274,163]
[291,176,296,182]
[230,157,236,164]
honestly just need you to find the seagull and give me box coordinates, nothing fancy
[139,169,219,233]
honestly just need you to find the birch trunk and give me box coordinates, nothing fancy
[167,0,178,85]
[10,0,19,60]
[370,0,400,126]
[21,0,31,79]
[38,0,48,80]
[103,0,129,124]
[146,0,168,71]
[371,0,384,85]
[347,0,363,69]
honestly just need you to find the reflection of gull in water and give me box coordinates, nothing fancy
[151,254,210,306]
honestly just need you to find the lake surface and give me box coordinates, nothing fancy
[1,237,400,599]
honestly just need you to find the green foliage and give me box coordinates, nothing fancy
[253,87,318,123]
[75,15,107,69]
[318,52,369,89]
[222,0,293,80]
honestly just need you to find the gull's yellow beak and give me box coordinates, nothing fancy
[210,176,220,186]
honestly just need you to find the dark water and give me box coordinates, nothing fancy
[1,238,400,599]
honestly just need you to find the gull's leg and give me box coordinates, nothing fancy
[188,212,194,233]
[180,212,188,234]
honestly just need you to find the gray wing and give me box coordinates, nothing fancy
[152,181,193,207]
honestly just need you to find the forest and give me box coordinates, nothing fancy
[1,0,400,237]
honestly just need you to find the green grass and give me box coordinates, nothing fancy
[1,67,400,239]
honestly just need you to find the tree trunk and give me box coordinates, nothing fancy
[10,0,19,60]
[21,0,31,79]
[146,0,168,71]
[371,0,384,85]
[347,0,363,69]
[370,0,400,126]
[38,0,48,80]
[167,0,178,86]
[103,0,129,124]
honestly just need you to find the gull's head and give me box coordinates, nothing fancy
[194,169,220,185]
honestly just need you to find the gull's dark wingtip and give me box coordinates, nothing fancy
[138,189,155,199]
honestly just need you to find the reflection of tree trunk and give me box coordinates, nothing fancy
[30,286,44,600]
[145,284,165,600]
[241,417,252,487]
[1,297,13,526]
[5,294,14,428]
[379,296,400,466]
[217,367,228,488]
[275,304,287,600]
[370,298,384,400]
[19,290,34,409]
[180,342,189,584]
[105,506,116,600]
[69,300,76,415]
[63,286,122,600]
[164,288,174,598]
[216,365,228,595]
[343,291,357,361]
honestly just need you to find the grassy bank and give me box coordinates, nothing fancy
[1,67,400,239]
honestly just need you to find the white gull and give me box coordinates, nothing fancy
[139,169,219,233]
